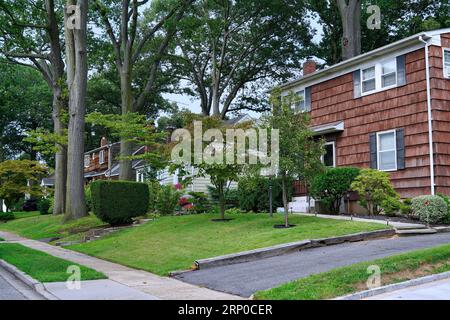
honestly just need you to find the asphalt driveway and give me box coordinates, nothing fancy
[175,232,450,297]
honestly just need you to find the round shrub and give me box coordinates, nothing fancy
[0,212,14,221]
[310,167,360,214]
[411,195,448,224]
[91,180,149,225]
[37,198,51,215]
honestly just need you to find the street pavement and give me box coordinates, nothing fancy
[367,278,450,300]
[175,232,450,297]
[0,266,43,300]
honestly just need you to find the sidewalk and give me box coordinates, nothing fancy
[0,231,242,300]
[366,277,450,300]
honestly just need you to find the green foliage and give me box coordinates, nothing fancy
[437,193,450,218]
[147,180,161,213]
[37,198,51,215]
[381,196,403,217]
[237,176,292,213]
[310,167,360,214]
[207,185,239,209]
[188,191,210,214]
[225,208,245,215]
[0,160,48,211]
[400,198,413,217]
[91,180,149,225]
[411,195,448,224]
[0,212,15,221]
[0,63,53,162]
[85,185,92,212]
[350,169,399,215]
[155,185,181,216]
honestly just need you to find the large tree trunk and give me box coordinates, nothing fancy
[64,0,88,221]
[118,65,134,181]
[337,0,361,61]
[52,86,67,215]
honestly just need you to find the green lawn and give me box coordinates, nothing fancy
[0,237,3,241]
[13,211,40,219]
[69,213,389,275]
[0,243,106,282]
[0,213,105,240]
[254,243,450,300]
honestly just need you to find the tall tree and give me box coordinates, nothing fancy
[0,63,53,162]
[0,0,68,215]
[336,0,361,60]
[265,90,324,228]
[63,0,88,221]
[92,0,194,180]
[168,0,313,118]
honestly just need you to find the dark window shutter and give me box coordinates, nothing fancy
[396,128,405,170]
[353,70,361,98]
[305,87,312,111]
[369,133,377,169]
[396,55,406,86]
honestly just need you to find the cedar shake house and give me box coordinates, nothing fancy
[83,137,145,183]
[278,29,450,212]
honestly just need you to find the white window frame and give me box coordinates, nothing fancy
[321,141,336,168]
[84,154,91,168]
[443,48,450,79]
[376,129,397,172]
[99,150,105,164]
[361,58,397,96]
[293,89,306,113]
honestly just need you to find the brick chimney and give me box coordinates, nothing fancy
[100,137,108,147]
[303,58,317,76]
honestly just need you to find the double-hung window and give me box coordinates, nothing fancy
[294,90,306,112]
[444,48,450,79]
[377,130,397,171]
[361,58,397,95]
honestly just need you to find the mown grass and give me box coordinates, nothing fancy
[0,243,106,282]
[0,213,105,240]
[13,211,40,219]
[69,213,388,275]
[254,243,450,300]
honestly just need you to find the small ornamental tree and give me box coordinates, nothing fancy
[310,167,360,214]
[263,89,324,227]
[350,168,399,216]
[0,160,47,212]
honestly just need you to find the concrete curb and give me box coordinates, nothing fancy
[192,229,395,271]
[0,259,58,300]
[335,270,450,300]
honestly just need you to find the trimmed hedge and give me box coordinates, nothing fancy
[91,180,149,225]
[411,195,448,224]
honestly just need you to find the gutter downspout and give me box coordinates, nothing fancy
[419,35,435,195]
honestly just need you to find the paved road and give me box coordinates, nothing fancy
[175,233,450,297]
[367,278,450,300]
[0,265,45,300]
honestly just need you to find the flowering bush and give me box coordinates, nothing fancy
[411,195,448,224]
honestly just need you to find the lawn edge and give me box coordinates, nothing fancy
[335,270,450,300]
[0,259,58,300]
